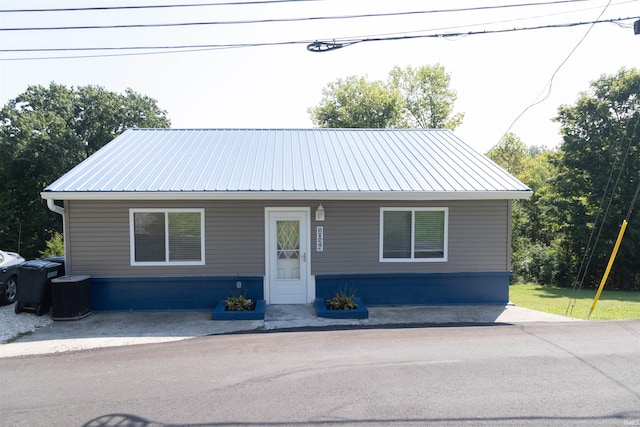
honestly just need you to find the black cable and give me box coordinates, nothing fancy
[491,0,614,154]
[0,0,326,13]
[0,0,593,32]
[347,0,636,43]
[624,116,640,222]
[567,85,639,315]
[628,180,640,221]
[2,16,636,57]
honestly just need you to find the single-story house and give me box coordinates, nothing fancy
[41,128,532,311]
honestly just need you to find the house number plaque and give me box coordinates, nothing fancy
[316,226,324,252]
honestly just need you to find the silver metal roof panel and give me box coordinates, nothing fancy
[43,128,532,200]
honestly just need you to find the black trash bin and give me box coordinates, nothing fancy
[15,260,62,315]
[40,256,65,276]
[51,275,92,320]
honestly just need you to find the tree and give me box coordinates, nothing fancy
[309,65,463,129]
[39,232,64,258]
[0,83,170,258]
[488,134,560,284]
[553,67,640,289]
[388,64,464,130]
[308,76,402,128]
[486,133,530,179]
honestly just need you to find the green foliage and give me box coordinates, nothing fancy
[0,82,170,258]
[490,68,640,290]
[488,134,564,285]
[388,64,463,130]
[39,232,64,258]
[309,76,402,128]
[225,294,255,311]
[325,287,358,310]
[552,67,640,289]
[511,243,559,285]
[309,65,463,130]
[486,133,530,180]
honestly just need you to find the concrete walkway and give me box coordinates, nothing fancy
[0,304,579,358]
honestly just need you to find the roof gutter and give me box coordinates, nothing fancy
[41,190,533,201]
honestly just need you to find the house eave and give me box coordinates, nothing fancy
[41,190,533,201]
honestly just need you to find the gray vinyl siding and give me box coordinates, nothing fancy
[310,200,510,274]
[66,200,266,277]
[65,199,511,277]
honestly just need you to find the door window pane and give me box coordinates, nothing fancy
[277,220,300,279]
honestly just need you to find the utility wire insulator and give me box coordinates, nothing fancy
[306,40,347,52]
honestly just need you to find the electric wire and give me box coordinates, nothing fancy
[342,0,637,43]
[566,103,640,316]
[624,116,640,222]
[0,0,589,14]
[493,0,614,153]
[0,1,598,32]
[567,124,632,315]
[1,16,637,61]
[627,176,640,222]
[0,0,326,13]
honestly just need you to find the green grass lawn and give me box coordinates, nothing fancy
[509,284,640,320]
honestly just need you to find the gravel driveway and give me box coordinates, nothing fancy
[0,302,52,343]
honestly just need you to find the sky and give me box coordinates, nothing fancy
[0,0,638,153]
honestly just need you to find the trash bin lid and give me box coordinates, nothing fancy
[52,275,91,283]
[41,256,65,264]
[20,260,62,270]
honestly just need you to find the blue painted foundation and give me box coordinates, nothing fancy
[315,272,511,306]
[89,272,509,311]
[90,276,263,312]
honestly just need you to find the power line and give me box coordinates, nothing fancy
[623,116,640,222]
[491,0,615,152]
[0,0,326,13]
[2,16,636,61]
[306,0,637,48]
[1,40,304,54]
[0,0,590,14]
[0,0,592,32]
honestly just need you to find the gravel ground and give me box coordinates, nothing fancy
[0,302,53,343]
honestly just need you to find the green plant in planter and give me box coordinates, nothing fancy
[225,294,255,311]
[326,286,358,310]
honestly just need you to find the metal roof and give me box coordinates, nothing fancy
[42,128,532,200]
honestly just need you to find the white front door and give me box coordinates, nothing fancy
[266,209,310,304]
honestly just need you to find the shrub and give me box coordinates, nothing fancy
[326,287,358,310]
[39,232,64,258]
[225,294,255,311]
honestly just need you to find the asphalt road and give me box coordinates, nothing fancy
[2,321,640,427]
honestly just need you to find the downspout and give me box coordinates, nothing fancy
[47,199,64,216]
[46,199,68,268]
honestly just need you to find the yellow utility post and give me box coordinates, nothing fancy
[588,220,628,319]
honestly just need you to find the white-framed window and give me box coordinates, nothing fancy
[130,208,205,266]
[380,207,448,262]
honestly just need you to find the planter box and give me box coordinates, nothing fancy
[315,297,368,319]
[212,299,265,320]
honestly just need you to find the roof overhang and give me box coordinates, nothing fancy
[41,190,533,201]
